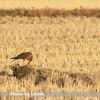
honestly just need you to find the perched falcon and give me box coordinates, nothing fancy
[11,52,33,65]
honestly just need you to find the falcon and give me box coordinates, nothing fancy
[10,52,33,65]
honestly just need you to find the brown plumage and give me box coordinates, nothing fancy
[11,52,33,64]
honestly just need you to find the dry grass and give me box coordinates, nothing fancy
[0,8,100,17]
[0,16,100,100]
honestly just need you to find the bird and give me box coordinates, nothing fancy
[10,52,33,65]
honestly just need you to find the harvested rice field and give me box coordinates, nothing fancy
[0,15,100,100]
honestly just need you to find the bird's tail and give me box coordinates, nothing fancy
[11,57,17,59]
[10,57,17,63]
[10,59,16,63]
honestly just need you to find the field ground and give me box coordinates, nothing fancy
[0,15,100,99]
[0,0,100,10]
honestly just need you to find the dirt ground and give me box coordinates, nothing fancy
[0,0,100,10]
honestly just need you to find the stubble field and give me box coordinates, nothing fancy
[0,0,100,10]
[0,16,100,100]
